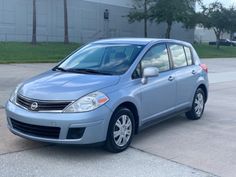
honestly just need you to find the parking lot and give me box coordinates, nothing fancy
[1,59,236,177]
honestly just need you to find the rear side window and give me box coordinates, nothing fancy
[141,44,170,72]
[169,44,187,68]
[184,47,193,65]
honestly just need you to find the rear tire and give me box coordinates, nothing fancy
[105,107,135,153]
[186,88,205,120]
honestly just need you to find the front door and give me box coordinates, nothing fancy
[140,44,176,124]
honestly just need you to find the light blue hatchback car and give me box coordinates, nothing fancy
[5,38,208,152]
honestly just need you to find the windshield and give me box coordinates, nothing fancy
[56,43,144,75]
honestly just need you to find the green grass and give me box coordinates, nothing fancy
[0,42,80,63]
[0,42,235,64]
[193,44,236,58]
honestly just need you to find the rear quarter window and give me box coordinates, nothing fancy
[184,46,193,65]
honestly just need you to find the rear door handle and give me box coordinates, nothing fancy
[192,70,196,75]
[168,76,175,81]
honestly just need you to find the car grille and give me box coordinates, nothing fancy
[11,118,60,139]
[16,94,71,112]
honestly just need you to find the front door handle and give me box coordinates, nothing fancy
[168,76,175,81]
[192,70,196,75]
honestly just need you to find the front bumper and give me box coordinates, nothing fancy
[5,101,112,144]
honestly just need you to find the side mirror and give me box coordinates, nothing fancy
[141,67,159,84]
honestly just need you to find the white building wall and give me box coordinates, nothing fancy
[195,27,231,43]
[0,0,194,43]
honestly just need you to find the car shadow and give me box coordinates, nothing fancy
[131,114,198,144]
[27,114,192,157]
[26,143,116,162]
[13,113,206,160]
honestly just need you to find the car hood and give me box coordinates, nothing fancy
[18,70,120,101]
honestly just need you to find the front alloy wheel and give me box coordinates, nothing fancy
[105,107,135,153]
[113,115,132,147]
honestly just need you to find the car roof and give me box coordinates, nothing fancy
[92,38,191,46]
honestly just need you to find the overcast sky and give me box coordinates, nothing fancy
[86,0,236,8]
[196,0,236,11]
[201,0,236,7]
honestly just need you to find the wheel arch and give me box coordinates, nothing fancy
[113,102,140,134]
[197,84,208,103]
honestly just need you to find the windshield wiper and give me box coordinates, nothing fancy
[53,67,68,72]
[65,68,113,75]
[53,67,113,75]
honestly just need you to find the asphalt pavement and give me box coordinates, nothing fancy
[0,59,236,177]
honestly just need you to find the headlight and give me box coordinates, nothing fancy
[64,91,109,113]
[9,84,22,104]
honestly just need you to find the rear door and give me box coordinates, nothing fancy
[168,44,199,109]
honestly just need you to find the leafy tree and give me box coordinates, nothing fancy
[149,0,198,38]
[198,2,228,49]
[127,0,153,37]
[224,6,236,40]
[32,0,37,45]
[64,0,69,44]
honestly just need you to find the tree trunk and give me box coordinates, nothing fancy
[216,38,220,49]
[64,0,69,44]
[214,29,221,49]
[165,21,172,39]
[32,0,37,45]
[144,0,147,38]
[230,31,234,40]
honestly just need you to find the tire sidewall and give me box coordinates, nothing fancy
[106,108,135,152]
[192,88,205,119]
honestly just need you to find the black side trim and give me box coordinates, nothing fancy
[138,108,190,132]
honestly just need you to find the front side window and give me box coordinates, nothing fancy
[170,44,187,68]
[57,44,144,75]
[141,44,170,72]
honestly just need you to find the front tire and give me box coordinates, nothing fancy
[105,107,135,153]
[186,88,205,120]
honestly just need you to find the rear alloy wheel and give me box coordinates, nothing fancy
[186,88,205,120]
[105,108,135,153]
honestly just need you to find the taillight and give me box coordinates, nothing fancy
[200,64,208,73]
